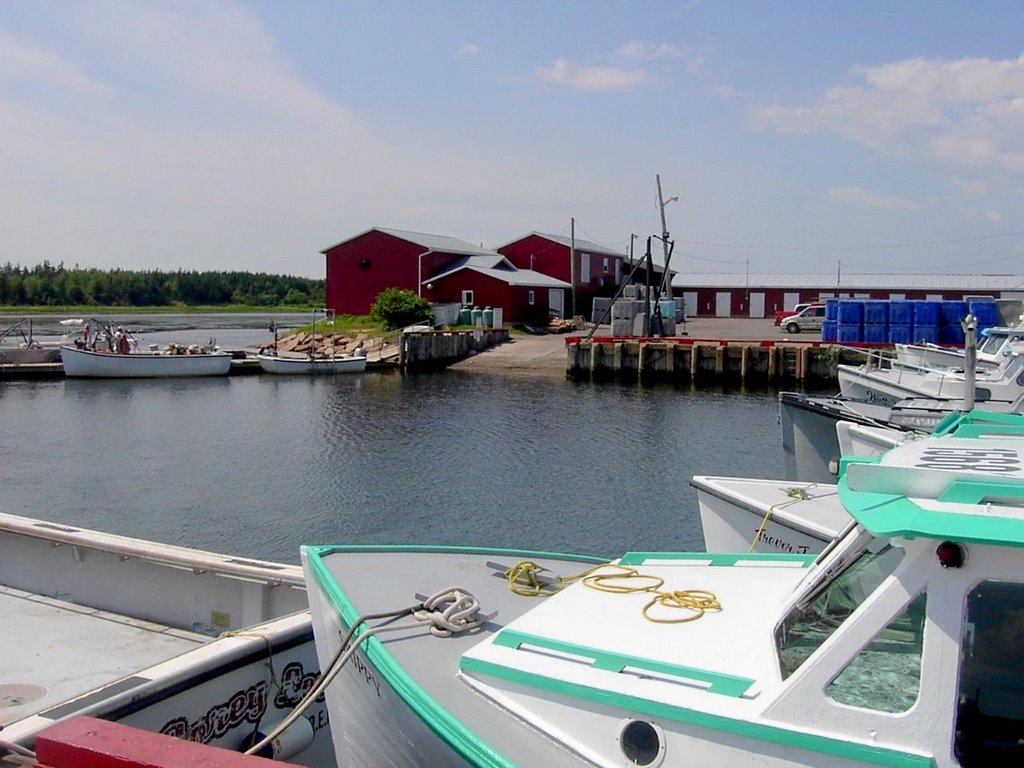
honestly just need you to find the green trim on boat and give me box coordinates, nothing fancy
[838,457,1024,548]
[488,629,755,697]
[618,551,816,567]
[461,658,934,768]
[302,544,607,768]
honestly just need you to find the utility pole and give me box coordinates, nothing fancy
[570,218,576,319]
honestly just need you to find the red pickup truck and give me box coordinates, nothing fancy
[774,302,824,326]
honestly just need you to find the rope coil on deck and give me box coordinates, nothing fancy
[503,561,721,624]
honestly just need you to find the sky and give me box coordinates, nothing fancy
[3,1,1024,279]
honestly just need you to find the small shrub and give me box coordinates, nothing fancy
[370,288,433,330]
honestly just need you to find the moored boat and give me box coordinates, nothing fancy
[60,342,232,377]
[0,512,332,766]
[256,352,366,375]
[303,412,1024,767]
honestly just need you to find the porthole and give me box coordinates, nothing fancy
[617,719,665,766]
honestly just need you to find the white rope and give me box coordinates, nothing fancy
[245,586,488,756]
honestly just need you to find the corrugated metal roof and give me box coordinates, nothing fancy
[672,272,1024,291]
[430,257,571,288]
[497,231,626,257]
[321,227,500,257]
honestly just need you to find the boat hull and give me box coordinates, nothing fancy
[256,354,366,375]
[60,345,232,377]
[0,512,331,765]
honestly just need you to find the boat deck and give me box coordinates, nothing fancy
[1,584,209,727]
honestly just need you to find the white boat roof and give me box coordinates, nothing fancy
[460,553,813,719]
[839,410,1024,545]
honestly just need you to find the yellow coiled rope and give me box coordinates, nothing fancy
[504,561,721,623]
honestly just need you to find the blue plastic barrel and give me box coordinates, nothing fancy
[862,301,889,326]
[837,300,864,325]
[825,299,839,321]
[913,325,939,344]
[821,320,838,342]
[889,300,913,327]
[968,299,997,328]
[863,324,888,344]
[889,324,913,344]
[939,323,965,346]
[939,300,966,326]
[837,323,863,343]
[912,300,940,328]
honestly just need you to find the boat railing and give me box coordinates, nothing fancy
[0,512,304,588]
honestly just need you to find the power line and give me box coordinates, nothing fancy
[675,230,1024,251]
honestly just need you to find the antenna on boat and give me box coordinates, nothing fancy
[962,314,977,411]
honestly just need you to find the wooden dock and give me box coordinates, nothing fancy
[565,336,882,386]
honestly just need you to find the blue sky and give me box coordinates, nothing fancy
[3,1,1024,278]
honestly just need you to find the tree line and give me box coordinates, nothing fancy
[0,262,325,308]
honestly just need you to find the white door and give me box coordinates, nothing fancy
[783,292,800,312]
[716,292,731,317]
[548,289,564,319]
[682,291,697,320]
[749,292,765,318]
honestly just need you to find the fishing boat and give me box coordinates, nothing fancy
[894,324,1021,371]
[698,408,1023,556]
[0,317,62,364]
[257,309,367,375]
[303,413,1024,767]
[59,320,231,378]
[0,511,333,765]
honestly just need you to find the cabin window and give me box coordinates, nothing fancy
[955,580,1024,767]
[775,541,904,680]
[826,592,926,712]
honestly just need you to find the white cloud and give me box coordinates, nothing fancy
[534,58,649,91]
[458,42,481,56]
[829,186,922,212]
[616,41,681,61]
[751,54,1024,178]
[0,26,107,93]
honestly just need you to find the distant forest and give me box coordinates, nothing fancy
[0,262,325,308]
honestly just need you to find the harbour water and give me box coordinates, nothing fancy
[1,314,788,563]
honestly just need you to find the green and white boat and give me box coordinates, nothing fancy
[303,409,1024,767]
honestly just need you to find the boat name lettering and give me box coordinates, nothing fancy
[754,529,811,554]
[350,650,381,697]
[916,447,1021,473]
[159,662,322,744]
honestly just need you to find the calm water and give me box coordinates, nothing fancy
[1,315,786,563]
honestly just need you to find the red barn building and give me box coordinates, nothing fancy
[323,228,503,316]
[425,254,571,325]
[497,232,626,319]
[322,227,570,323]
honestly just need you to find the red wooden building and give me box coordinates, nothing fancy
[322,227,570,323]
[497,232,626,319]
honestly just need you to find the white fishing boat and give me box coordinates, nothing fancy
[303,414,1024,767]
[700,408,1024,556]
[59,321,231,378]
[257,309,367,375]
[0,512,333,765]
[894,324,1021,371]
[257,352,366,375]
[0,317,62,364]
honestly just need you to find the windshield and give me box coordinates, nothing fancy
[775,540,904,679]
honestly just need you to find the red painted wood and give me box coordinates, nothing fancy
[33,716,301,768]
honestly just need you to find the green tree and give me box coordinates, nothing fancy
[369,288,433,330]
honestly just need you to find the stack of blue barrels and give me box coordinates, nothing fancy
[911,300,940,344]
[862,300,889,344]
[888,300,913,344]
[818,298,978,346]
[836,300,864,343]
[822,299,839,342]
[938,300,967,346]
